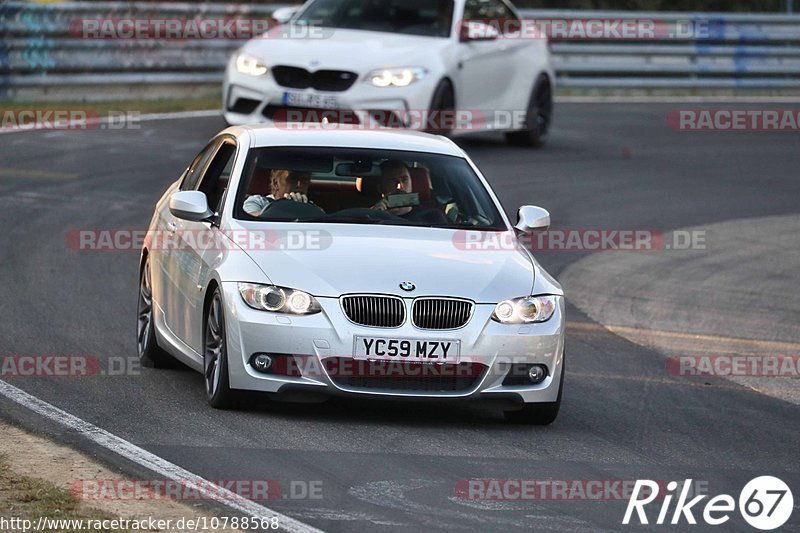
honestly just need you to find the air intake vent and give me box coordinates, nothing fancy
[325,359,487,393]
[271,66,358,92]
[412,298,473,330]
[341,295,405,328]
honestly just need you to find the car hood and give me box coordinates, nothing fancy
[233,224,535,302]
[241,28,448,72]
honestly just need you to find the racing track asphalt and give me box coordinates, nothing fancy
[0,103,799,532]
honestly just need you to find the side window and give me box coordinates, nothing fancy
[197,142,237,215]
[463,0,517,31]
[463,0,480,20]
[181,141,217,191]
[492,0,516,24]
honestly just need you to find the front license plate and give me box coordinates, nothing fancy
[354,337,460,363]
[282,91,339,109]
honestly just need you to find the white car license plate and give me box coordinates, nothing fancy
[354,336,460,363]
[282,91,339,109]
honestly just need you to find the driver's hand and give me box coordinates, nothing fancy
[283,192,308,203]
[372,199,388,211]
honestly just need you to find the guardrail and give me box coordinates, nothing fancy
[0,1,279,101]
[530,10,800,90]
[1,2,799,102]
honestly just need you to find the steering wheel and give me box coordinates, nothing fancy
[259,198,326,219]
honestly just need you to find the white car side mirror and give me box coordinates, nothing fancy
[515,205,550,234]
[169,191,214,222]
[459,21,500,42]
[272,7,299,25]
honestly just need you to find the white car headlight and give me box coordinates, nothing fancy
[366,67,427,87]
[235,53,268,76]
[238,283,321,315]
[492,295,560,324]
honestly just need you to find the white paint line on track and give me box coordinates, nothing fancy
[569,322,800,353]
[0,379,324,533]
[134,109,221,122]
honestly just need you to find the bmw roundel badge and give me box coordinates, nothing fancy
[399,281,416,292]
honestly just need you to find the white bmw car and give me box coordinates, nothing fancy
[223,0,554,147]
[138,126,565,424]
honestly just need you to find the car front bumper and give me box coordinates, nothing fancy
[221,283,565,406]
[223,64,440,129]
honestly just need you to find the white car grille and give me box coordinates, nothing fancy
[341,295,406,328]
[340,295,474,330]
[412,298,474,330]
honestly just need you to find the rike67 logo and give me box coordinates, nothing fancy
[624,477,793,530]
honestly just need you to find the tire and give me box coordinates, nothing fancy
[204,287,238,409]
[425,80,456,136]
[504,356,564,425]
[137,257,172,368]
[505,75,553,148]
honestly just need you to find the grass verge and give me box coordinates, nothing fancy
[0,454,127,532]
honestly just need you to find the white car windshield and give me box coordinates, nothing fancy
[234,147,506,230]
[294,0,454,38]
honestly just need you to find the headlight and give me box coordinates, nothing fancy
[235,53,268,76]
[366,67,427,87]
[238,283,321,314]
[492,295,560,324]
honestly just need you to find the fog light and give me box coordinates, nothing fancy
[528,364,547,384]
[252,353,273,373]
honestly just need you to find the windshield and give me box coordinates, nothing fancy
[234,147,506,230]
[295,0,454,38]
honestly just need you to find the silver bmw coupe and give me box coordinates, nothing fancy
[137,126,565,424]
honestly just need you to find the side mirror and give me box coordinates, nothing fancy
[169,191,214,222]
[271,7,299,24]
[459,21,500,42]
[515,205,550,234]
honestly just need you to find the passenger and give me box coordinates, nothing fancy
[371,159,450,224]
[371,159,414,216]
[244,169,311,217]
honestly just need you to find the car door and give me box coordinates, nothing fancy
[456,0,524,126]
[155,139,218,338]
[159,138,236,348]
[174,138,237,353]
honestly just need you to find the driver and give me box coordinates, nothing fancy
[244,169,311,217]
